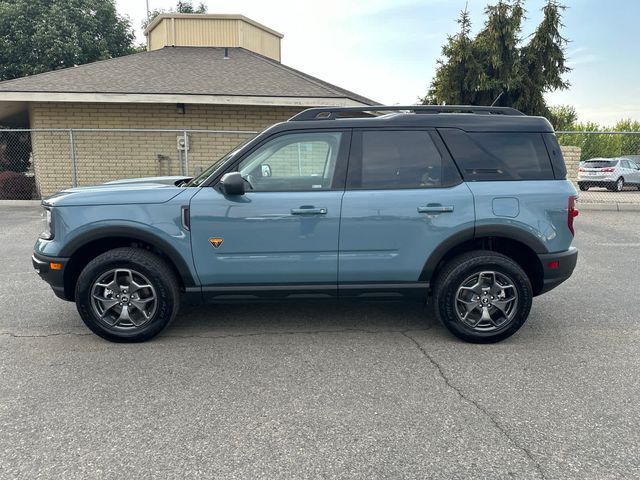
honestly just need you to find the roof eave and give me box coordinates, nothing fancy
[0,92,370,108]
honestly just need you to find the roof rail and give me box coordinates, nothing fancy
[289,105,525,121]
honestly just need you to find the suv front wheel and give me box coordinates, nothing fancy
[434,251,533,343]
[75,247,180,342]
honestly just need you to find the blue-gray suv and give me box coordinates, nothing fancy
[33,106,579,343]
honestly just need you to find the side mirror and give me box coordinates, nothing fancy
[219,172,245,195]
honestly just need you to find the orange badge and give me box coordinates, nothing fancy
[209,237,224,248]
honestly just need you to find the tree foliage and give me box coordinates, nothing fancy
[548,104,577,131]
[424,0,570,118]
[557,117,640,161]
[0,0,137,81]
[145,1,208,29]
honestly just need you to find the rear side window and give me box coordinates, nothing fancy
[438,129,554,181]
[347,130,461,189]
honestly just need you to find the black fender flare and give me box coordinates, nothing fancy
[59,226,198,287]
[419,225,548,282]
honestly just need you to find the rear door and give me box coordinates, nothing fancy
[337,129,475,297]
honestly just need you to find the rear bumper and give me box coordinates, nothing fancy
[32,253,70,301]
[537,247,578,295]
[577,180,615,187]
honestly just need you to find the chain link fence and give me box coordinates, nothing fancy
[557,131,640,204]
[0,128,256,199]
[1,128,640,205]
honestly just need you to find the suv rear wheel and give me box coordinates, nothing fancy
[75,247,180,342]
[434,251,533,343]
[608,177,624,192]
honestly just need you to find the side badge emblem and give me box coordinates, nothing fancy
[209,237,224,248]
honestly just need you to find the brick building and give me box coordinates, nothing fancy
[0,14,374,195]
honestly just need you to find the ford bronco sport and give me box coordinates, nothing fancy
[33,105,578,343]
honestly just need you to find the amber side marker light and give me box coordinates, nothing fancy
[49,262,62,271]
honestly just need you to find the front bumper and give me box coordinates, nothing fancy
[32,253,70,301]
[537,247,578,295]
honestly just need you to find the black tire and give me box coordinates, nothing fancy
[578,184,589,191]
[75,247,180,342]
[608,177,624,192]
[433,250,533,344]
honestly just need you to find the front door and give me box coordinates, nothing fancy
[338,129,475,297]
[190,130,350,298]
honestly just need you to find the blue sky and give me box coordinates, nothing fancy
[117,0,640,125]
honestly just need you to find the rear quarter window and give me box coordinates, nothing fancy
[438,129,555,181]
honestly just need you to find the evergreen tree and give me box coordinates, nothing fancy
[424,0,569,118]
[423,7,484,105]
[518,0,570,116]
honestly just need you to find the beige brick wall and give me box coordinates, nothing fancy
[561,145,582,182]
[29,102,303,196]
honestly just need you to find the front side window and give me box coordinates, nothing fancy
[237,132,343,191]
[348,130,459,189]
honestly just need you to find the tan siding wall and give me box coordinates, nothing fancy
[148,20,167,48]
[147,17,281,61]
[29,103,302,195]
[239,21,281,62]
[174,18,240,48]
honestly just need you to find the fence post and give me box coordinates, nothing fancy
[183,130,189,176]
[69,129,77,187]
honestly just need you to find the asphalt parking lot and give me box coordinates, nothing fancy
[1,206,639,479]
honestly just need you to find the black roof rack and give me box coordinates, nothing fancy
[289,105,525,121]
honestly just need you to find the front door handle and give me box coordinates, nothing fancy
[290,206,328,215]
[417,204,454,214]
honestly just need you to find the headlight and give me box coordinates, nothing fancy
[40,207,54,240]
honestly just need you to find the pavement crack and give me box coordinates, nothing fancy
[401,331,546,480]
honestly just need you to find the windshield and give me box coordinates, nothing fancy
[186,138,254,187]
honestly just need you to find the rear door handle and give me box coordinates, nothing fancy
[417,205,454,214]
[290,206,328,215]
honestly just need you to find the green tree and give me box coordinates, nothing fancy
[424,0,569,118]
[0,0,137,81]
[548,105,577,131]
[518,0,570,116]
[145,1,208,28]
[557,119,640,160]
[423,7,484,105]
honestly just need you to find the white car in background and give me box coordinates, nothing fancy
[577,157,640,192]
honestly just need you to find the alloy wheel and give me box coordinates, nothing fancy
[454,271,519,332]
[90,268,157,330]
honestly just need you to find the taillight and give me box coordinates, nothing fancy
[601,167,615,172]
[568,195,579,236]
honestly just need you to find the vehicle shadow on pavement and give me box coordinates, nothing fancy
[165,300,441,338]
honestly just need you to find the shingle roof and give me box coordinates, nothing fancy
[0,47,375,105]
